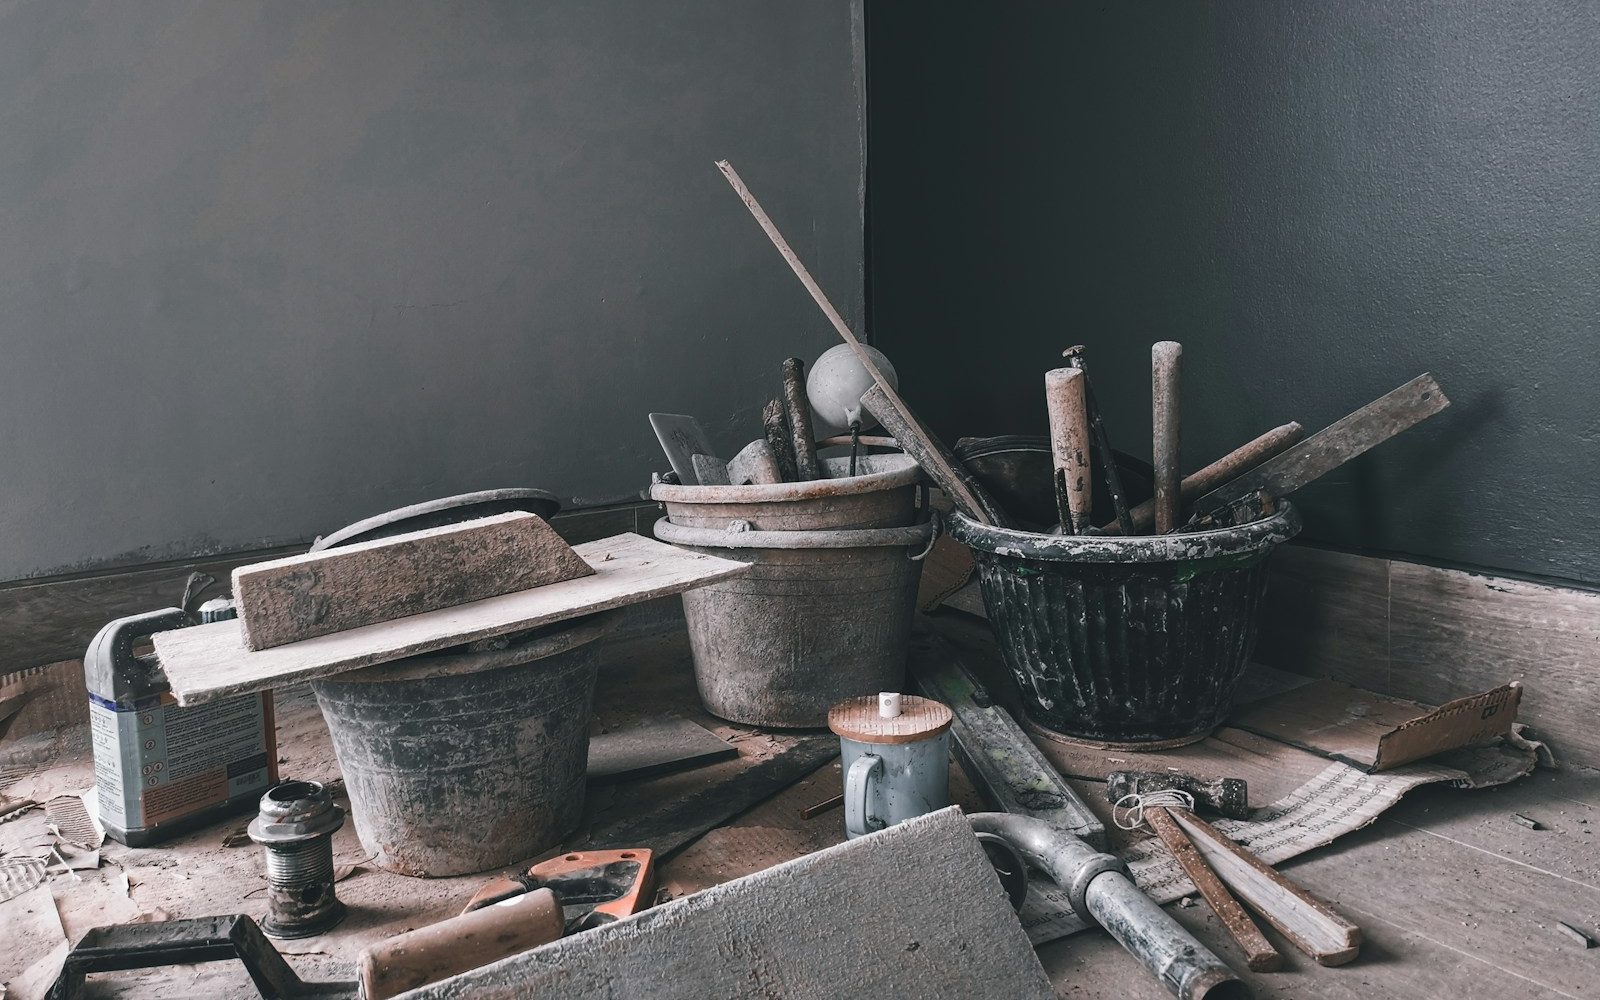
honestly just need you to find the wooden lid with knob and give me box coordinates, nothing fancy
[828,694,953,745]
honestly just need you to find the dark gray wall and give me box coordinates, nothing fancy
[869,1,1600,585]
[0,1,863,582]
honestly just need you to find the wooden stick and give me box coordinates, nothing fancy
[762,398,799,482]
[716,160,995,524]
[1100,422,1304,535]
[818,434,896,448]
[1172,810,1362,967]
[781,357,821,481]
[1064,347,1135,536]
[1145,807,1282,972]
[1044,367,1091,533]
[1151,342,1183,534]
[1190,373,1449,519]
[861,385,1011,526]
[800,793,845,820]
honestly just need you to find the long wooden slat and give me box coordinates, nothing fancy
[587,737,839,858]
[153,534,748,705]
[1191,373,1449,517]
[861,385,1011,526]
[715,160,996,524]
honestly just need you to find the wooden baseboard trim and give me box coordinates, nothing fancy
[1256,544,1600,769]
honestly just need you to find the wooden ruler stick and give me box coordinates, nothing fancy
[716,160,998,525]
[1191,373,1449,518]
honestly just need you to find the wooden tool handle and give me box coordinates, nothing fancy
[1172,810,1362,966]
[1145,807,1281,972]
[861,385,1010,526]
[1101,422,1304,535]
[818,434,897,448]
[1151,342,1183,534]
[781,358,821,481]
[762,398,800,482]
[1044,367,1091,533]
[358,887,564,1000]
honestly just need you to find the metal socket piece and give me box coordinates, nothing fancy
[248,780,347,939]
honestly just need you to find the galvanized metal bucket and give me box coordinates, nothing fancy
[947,506,1300,748]
[651,455,931,728]
[311,611,620,877]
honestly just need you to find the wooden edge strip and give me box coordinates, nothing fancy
[1145,807,1282,972]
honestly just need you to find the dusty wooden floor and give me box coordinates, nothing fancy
[17,621,1599,999]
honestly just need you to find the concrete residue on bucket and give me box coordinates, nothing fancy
[947,506,1302,748]
[652,455,934,728]
[312,611,621,878]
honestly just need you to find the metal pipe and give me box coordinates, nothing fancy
[249,780,346,939]
[969,813,1248,1000]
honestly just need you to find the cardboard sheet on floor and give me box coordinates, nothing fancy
[153,534,748,706]
[1228,677,1522,771]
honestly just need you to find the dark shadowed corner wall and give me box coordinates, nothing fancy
[0,1,865,583]
[868,1,1600,587]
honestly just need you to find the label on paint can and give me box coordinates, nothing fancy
[90,691,277,837]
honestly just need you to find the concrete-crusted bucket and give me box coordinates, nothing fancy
[949,505,1301,748]
[652,455,933,727]
[311,611,620,877]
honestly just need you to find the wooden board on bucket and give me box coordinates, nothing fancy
[153,533,749,706]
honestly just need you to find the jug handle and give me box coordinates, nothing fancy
[845,754,885,837]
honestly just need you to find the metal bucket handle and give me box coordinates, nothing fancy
[653,516,933,555]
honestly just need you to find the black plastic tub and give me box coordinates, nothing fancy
[947,505,1301,748]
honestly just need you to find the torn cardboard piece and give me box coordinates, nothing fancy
[1229,677,1521,771]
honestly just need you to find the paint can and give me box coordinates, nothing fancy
[85,606,278,846]
[827,693,953,839]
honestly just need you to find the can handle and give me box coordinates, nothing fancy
[845,753,885,837]
[85,607,194,672]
